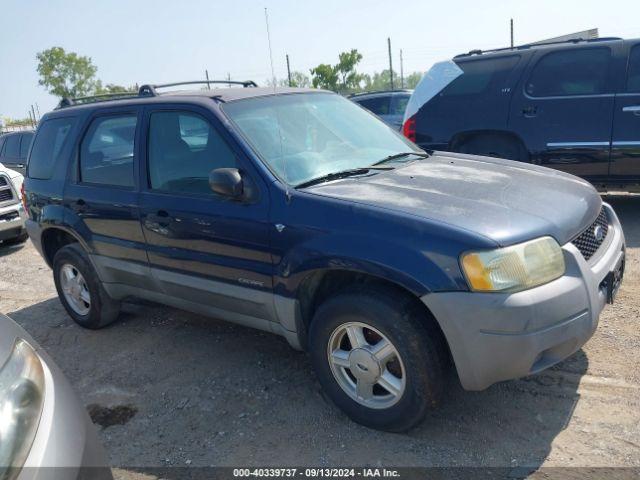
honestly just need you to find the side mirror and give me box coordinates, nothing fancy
[209,168,244,198]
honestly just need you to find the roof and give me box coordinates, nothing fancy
[51,85,328,114]
[454,36,625,59]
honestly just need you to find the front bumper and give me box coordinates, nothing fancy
[0,315,111,480]
[0,202,26,241]
[422,202,625,391]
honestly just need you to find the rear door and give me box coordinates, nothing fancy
[610,42,640,183]
[509,45,616,181]
[138,104,274,330]
[63,107,151,288]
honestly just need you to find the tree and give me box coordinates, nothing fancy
[310,63,339,90]
[95,82,137,95]
[404,71,423,89]
[335,49,364,92]
[36,47,99,98]
[363,69,397,91]
[288,71,310,88]
[310,49,364,93]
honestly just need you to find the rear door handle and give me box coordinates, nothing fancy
[522,106,538,118]
[622,105,640,115]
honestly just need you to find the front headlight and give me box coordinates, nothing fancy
[461,236,565,292]
[0,339,45,479]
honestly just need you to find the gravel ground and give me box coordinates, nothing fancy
[0,195,638,477]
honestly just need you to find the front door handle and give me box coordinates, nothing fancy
[155,210,170,227]
[522,106,538,118]
[73,199,88,213]
[622,105,640,116]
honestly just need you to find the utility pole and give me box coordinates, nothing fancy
[510,19,514,49]
[35,103,41,121]
[400,49,404,89]
[205,69,211,89]
[227,72,231,87]
[28,110,35,128]
[286,54,292,87]
[30,105,37,127]
[387,37,394,90]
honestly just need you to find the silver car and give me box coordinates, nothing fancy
[0,314,111,480]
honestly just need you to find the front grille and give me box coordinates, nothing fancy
[571,207,609,261]
[0,175,15,204]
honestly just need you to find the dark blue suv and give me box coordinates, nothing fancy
[403,37,640,190]
[24,81,625,431]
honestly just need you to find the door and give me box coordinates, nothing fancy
[138,105,274,329]
[63,108,150,287]
[610,43,640,183]
[509,46,615,181]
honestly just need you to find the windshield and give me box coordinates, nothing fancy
[222,92,421,186]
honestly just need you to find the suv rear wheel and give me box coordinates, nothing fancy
[309,287,446,432]
[53,244,120,329]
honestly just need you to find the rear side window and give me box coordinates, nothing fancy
[525,48,611,97]
[80,115,137,187]
[390,95,410,115]
[28,118,75,179]
[627,45,640,93]
[147,110,237,194]
[19,133,34,159]
[357,96,390,115]
[442,56,520,97]
[4,135,20,158]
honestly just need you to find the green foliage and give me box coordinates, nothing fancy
[2,117,33,127]
[95,82,138,95]
[311,49,364,93]
[404,71,423,89]
[36,47,99,98]
[310,63,339,91]
[288,71,311,88]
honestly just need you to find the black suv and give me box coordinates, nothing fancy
[24,81,625,431]
[403,37,640,189]
[0,130,34,175]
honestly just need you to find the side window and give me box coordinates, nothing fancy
[80,115,137,187]
[443,56,520,97]
[526,48,611,97]
[390,95,410,115]
[627,45,640,93]
[19,133,34,159]
[357,97,390,115]
[4,135,20,158]
[28,117,76,180]
[148,111,237,195]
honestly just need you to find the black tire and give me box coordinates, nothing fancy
[2,231,28,245]
[52,243,120,329]
[455,134,529,162]
[309,286,446,432]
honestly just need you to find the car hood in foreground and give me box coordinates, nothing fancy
[305,152,601,246]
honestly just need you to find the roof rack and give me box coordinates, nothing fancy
[348,89,413,98]
[56,79,258,109]
[454,36,622,58]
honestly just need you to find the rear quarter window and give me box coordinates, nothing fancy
[19,133,34,159]
[525,47,611,97]
[627,45,640,93]
[3,135,20,158]
[442,56,520,97]
[28,117,76,179]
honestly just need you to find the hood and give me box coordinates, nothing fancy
[306,152,601,246]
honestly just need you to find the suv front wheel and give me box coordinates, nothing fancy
[53,244,120,329]
[309,287,446,432]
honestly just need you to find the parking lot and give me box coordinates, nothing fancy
[0,195,638,476]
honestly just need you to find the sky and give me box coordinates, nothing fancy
[0,0,638,119]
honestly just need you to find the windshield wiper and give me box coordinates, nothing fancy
[372,151,430,167]
[295,166,391,189]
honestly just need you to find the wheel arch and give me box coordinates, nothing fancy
[40,226,87,267]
